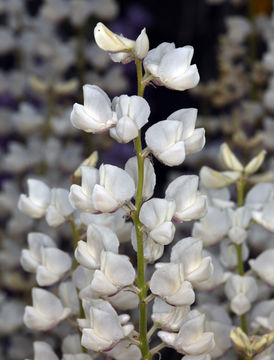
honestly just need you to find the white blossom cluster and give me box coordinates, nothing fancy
[3,2,274,359]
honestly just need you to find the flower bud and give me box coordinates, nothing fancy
[244,150,267,175]
[134,28,149,59]
[94,22,135,53]
[200,167,241,189]
[220,143,243,172]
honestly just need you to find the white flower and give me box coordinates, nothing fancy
[227,207,251,245]
[18,179,51,218]
[71,85,116,133]
[192,207,231,246]
[150,263,195,306]
[81,299,133,352]
[170,237,213,285]
[245,183,274,210]
[145,108,205,166]
[20,232,56,273]
[69,164,135,213]
[75,224,119,269]
[59,281,79,316]
[131,229,164,263]
[134,28,149,60]
[36,247,72,286]
[158,310,215,355]
[152,297,190,331]
[139,198,176,245]
[105,339,142,360]
[46,188,74,227]
[249,249,274,286]
[200,166,241,189]
[0,300,24,335]
[144,43,200,91]
[125,156,156,200]
[110,95,150,143]
[94,22,135,53]
[31,341,59,360]
[252,201,274,232]
[220,238,249,269]
[225,275,258,316]
[24,288,71,330]
[165,175,207,222]
[91,251,135,296]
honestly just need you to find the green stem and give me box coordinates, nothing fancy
[132,58,151,360]
[69,218,80,269]
[236,178,248,334]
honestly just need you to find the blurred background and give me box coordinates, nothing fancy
[0,0,274,359]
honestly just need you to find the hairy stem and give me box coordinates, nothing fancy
[132,58,151,359]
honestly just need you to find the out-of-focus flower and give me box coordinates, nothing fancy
[18,179,51,218]
[45,188,74,227]
[24,288,71,330]
[249,250,274,286]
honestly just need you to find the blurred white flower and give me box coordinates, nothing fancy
[24,288,71,330]
[18,179,51,218]
[225,275,258,316]
[249,249,274,286]
[46,188,74,227]
[29,341,58,360]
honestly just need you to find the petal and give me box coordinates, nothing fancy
[158,141,186,166]
[27,179,51,208]
[149,222,175,245]
[158,46,194,79]
[167,108,197,139]
[69,184,95,212]
[166,64,200,91]
[184,128,205,155]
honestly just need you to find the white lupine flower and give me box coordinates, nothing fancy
[131,229,164,263]
[170,237,213,285]
[71,85,116,133]
[220,238,249,269]
[158,310,215,355]
[75,224,119,269]
[227,207,251,244]
[145,108,205,166]
[165,175,207,222]
[249,249,274,286]
[36,247,72,286]
[245,183,274,210]
[134,28,149,60]
[91,251,135,296]
[81,299,133,352]
[200,167,241,189]
[59,281,80,316]
[195,251,228,291]
[70,164,135,213]
[24,288,71,330]
[11,102,43,135]
[125,156,156,200]
[107,289,139,311]
[110,95,150,143]
[192,207,231,246]
[252,201,274,232]
[182,356,211,360]
[72,266,97,300]
[20,232,56,273]
[139,198,176,245]
[198,304,232,358]
[144,43,200,91]
[150,263,195,306]
[225,275,258,316]
[69,166,99,212]
[30,341,59,360]
[220,143,244,172]
[18,179,51,218]
[94,22,135,53]
[251,300,274,331]
[80,209,132,243]
[105,339,142,360]
[152,297,190,331]
[46,188,74,227]
[0,300,24,335]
